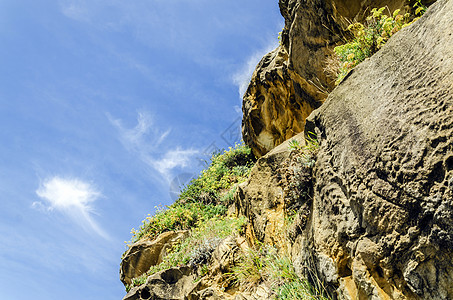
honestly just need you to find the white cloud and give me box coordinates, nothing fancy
[232,39,279,100]
[34,177,108,239]
[108,111,198,180]
[151,148,199,176]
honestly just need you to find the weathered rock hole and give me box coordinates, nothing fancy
[250,112,264,134]
[140,287,151,300]
[431,136,446,148]
[338,262,352,277]
[419,213,433,231]
[430,161,446,184]
[332,205,339,215]
[161,269,182,284]
[445,156,453,171]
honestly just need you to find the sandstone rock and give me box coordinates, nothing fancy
[242,0,434,157]
[123,266,199,300]
[302,0,453,298]
[120,231,189,286]
[236,132,308,250]
[242,46,324,158]
[123,234,270,300]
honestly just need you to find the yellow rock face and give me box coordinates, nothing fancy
[242,0,428,158]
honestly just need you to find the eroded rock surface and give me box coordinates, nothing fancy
[238,1,452,299]
[123,267,198,300]
[120,231,189,286]
[301,0,453,298]
[242,0,434,157]
[122,235,273,300]
[236,132,310,250]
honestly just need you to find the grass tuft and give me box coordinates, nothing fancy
[230,245,331,299]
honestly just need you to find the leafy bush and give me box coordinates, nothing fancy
[127,143,254,244]
[178,142,255,205]
[129,203,227,243]
[332,6,424,84]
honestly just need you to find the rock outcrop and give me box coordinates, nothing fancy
[121,235,272,300]
[303,0,453,297]
[242,0,434,157]
[123,267,198,300]
[120,1,453,299]
[240,0,453,298]
[120,231,189,286]
[236,132,309,251]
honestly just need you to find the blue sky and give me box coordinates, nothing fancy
[0,0,282,299]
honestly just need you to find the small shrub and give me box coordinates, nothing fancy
[230,244,267,291]
[128,203,227,244]
[179,142,255,204]
[332,6,424,84]
[220,184,237,204]
[288,139,302,151]
[301,132,319,167]
[288,133,319,167]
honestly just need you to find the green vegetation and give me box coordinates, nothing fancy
[278,28,284,46]
[129,203,226,243]
[412,0,427,16]
[127,143,254,244]
[178,142,255,205]
[230,245,330,299]
[127,216,247,291]
[332,5,426,85]
[288,132,319,168]
[288,139,302,151]
[125,143,255,291]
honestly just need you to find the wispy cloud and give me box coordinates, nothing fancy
[232,39,279,100]
[108,111,198,181]
[33,177,108,239]
[151,148,198,177]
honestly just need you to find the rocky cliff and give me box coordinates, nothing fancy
[120,0,452,299]
[301,0,453,296]
[242,0,435,158]
[240,0,452,297]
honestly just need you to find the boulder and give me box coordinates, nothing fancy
[123,266,199,300]
[122,235,269,300]
[120,231,189,286]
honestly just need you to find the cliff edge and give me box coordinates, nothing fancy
[119,0,452,299]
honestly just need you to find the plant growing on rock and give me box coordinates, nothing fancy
[288,132,319,167]
[230,245,330,299]
[124,143,255,292]
[127,143,255,244]
[126,216,247,291]
[179,142,255,205]
[331,6,424,84]
[128,202,226,243]
[412,0,427,16]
